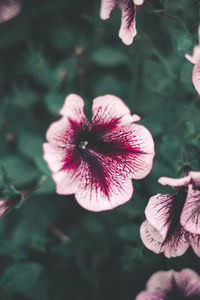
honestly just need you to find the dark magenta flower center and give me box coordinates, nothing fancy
[75,129,107,156]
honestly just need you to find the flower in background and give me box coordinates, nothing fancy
[0,0,21,24]
[43,94,154,212]
[136,268,200,300]
[100,0,144,45]
[0,195,21,217]
[185,25,200,95]
[140,171,200,258]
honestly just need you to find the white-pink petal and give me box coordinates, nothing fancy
[192,61,200,95]
[0,0,21,24]
[92,94,140,130]
[75,159,134,212]
[140,220,164,254]
[134,0,144,5]
[118,4,137,45]
[100,0,115,20]
[181,185,200,234]
[145,194,172,238]
[52,169,79,195]
[158,175,191,188]
[59,93,88,125]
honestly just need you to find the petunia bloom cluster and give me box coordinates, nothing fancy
[140,171,200,258]
[43,94,154,212]
[136,268,200,300]
[100,0,144,45]
[185,25,200,95]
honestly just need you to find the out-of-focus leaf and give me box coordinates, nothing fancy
[116,224,140,242]
[90,47,127,67]
[0,262,48,300]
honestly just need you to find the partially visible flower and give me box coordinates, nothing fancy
[0,0,21,24]
[140,171,200,258]
[136,268,200,300]
[43,94,155,212]
[100,0,144,45]
[0,195,21,217]
[185,25,200,95]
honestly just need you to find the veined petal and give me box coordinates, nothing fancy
[0,0,21,24]
[100,0,115,20]
[140,221,190,258]
[146,270,174,296]
[173,268,200,296]
[118,0,137,45]
[145,194,173,238]
[43,143,66,173]
[52,169,79,195]
[190,171,200,186]
[92,95,140,133]
[189,234,200,257]
[181,185,200,234]
[100,123,154,179]
[140,220,164,254]
[74,151,133,211]
[162,227,189,258]
[192,61,200,95]
[59,93,88,125]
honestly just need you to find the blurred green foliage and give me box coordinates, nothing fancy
[0,0,199,299]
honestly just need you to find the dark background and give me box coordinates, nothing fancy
[0,0,199,299]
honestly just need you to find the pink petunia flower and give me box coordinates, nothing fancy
[0,0,21,24]
[136,268,200,300]
[185,25,200,95]
[140,171,200,258]
[100,0,144,45]
[43,94,154,212]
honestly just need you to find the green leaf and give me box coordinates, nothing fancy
[0,262,48,300]
[0,155,39,187]
[90,47,127,67]
[143,60,174,95]
[18,131,44,160]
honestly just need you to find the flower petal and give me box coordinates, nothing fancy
[190,171,200,186]
[146,270,174,296]
[189,234,200,257]
[99,123,154,179]
[140,221,190,258]
[162,227,189,258]
[185,46,200,65]
[52,169,79,195]
[100,0,115,20]
[134,0,144,5]
[140,220,164,254]
[192,61,200,95]
[92,95,140,133]
[118,0,137,45]
[74,152,133,211]
[158,175,191,189]
[45,117,76,148]
[180,185,200,235]
[145,194,173,238]
[174,268,200,296]
[43,143,66,173]
[0,0,21,24]
[59,94,88,125]
[135,291,161,300]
